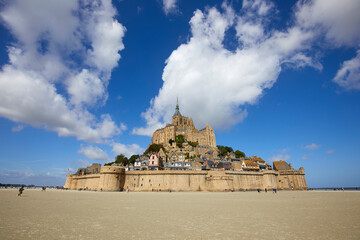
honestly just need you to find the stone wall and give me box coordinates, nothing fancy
[66,174,100,190]
[277,170,307,190]
[66,167,308,191]
[98,166,126,191]
[65,167,307,191]
[125,171,207,191]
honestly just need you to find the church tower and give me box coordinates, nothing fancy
[172,98,182,126]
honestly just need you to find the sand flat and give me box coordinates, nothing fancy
[0,189,359,240]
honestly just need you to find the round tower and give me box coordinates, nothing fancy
[98,166,125,191]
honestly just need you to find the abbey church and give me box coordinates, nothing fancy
[151,100,216,148]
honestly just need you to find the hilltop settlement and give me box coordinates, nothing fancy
[65,102,307,192]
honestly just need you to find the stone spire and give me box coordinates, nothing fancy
[173,97,181,116]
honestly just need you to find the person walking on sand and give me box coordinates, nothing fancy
[18,186,24,197]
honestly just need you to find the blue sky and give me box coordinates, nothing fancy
[0,0,359,187]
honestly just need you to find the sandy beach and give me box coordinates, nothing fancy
[0,189,359,240]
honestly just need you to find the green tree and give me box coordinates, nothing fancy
[144,144,164,154]
[187,141,199,148]
[235,150,245,158]
[115,154,128,165]
[225,146,234,153]
[128,154,139,165]
[169,139,174,145]
[217,145,234,157]
[176,134,185,148]
[217,145,227,157]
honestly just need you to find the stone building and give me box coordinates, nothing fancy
[75,163,101,175]
[151,100,216,149]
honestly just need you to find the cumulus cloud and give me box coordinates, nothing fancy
[133,2,315,136]
[0,0,126,143]
[112,142,145,158]
[78,145,110,161]
[134,0,360,136]
[304,143,320,150]
[269,154,291,163]
[162,0,178,15]
[242,0,274,16]
[11,124,25,132]
[77,159,91,168]
[333,50,360,90]
[295,0,360,47]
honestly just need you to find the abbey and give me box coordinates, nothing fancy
[151,100,216,149]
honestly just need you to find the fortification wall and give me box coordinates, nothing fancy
[277,170,307,190]
[64,174,73,189]
[124,170,279,192]
[125,171,207,191]
[64,168,306,191]
[227,171,278,190]
[98,166,125,191]
[66,174,100,190]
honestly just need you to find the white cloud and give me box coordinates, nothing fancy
[67,69,107,107]
[162,0,178,15]
[0,0,126,143]
[134,0,360,136]
[78,145,110,161]
[269,154,291,163]
[326,149,335,154]
[304,143,321,150]
[295,0,360,47]
[302,155,308,160]
[133,3,315,136]
[11,124,25,132]
[242,0,274,16]
[77,159,91,168]
[283,53,323,71]
[112,142,145,158]
[333,50,360,90]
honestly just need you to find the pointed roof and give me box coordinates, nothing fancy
[173,97,181,116]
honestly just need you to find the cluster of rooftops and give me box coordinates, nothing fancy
[127,153,290,172]
[74,155,295,176]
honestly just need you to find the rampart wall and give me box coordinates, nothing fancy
[277,170,307,190]
[64,166,307,191]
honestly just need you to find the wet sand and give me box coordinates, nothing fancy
[0,189,359,240]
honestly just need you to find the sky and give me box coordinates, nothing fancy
[0,0,359,187]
